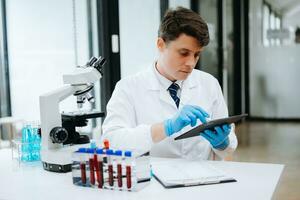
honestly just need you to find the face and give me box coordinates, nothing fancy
[156,34,203,81]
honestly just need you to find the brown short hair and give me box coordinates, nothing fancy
[158,7,210,47]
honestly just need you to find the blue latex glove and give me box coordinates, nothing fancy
[164,105,209,136]
[201,124,231,150]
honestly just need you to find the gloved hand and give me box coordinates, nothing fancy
[164,105,209,137]
[201,124,231,150]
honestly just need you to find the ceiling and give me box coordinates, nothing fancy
[266,0,300,27]
[266,0,300,16]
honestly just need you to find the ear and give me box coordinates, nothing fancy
[157,37,166,52]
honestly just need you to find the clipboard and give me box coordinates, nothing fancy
[153,174,237,189]
[152,160,237,189]
[174,113,248,140]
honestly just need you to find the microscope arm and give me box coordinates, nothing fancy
[39,84,87,150]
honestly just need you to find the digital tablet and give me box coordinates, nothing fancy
[174,114,248,140]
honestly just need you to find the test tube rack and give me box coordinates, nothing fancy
[71,148,151,191]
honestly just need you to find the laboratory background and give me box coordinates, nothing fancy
[0,0,299,199]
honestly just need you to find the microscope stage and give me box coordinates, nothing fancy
[62,110,105,120]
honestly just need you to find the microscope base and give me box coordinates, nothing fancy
[42,162,71,173]
[41,144,88,173]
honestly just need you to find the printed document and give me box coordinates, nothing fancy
[152,159,236,188]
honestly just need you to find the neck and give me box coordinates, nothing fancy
[155,61,176,82]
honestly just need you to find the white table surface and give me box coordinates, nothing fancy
[0,149,284,200]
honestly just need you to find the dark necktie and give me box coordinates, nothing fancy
[168,82,180,108]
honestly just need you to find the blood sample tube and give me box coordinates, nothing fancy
[106,149,114,187]
[87,148,95,186]
[90,140,99,185]
[114,150,123,189]
[96,148,104,188]
[78,148,87,185]
[125,151,133,190]
[102,139,110,164]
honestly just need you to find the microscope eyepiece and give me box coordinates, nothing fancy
[98,57,106,66]
[93,56,106,75]
[87,56,98,67]
[85,93,95,103]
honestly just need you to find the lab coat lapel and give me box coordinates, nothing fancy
[144,64,177,108]
[159,88,176,108]
[180,73,198,107]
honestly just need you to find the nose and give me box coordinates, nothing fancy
[185,55,197,68]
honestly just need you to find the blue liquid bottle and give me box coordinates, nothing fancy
[21,123,31,161]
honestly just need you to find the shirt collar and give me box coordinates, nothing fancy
[153,62,183,91]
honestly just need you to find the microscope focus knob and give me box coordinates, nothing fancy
[50,127,68,144]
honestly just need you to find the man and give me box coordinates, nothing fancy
[102,7,237,160]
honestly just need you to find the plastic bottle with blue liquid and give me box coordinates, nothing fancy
[21,122,41,162]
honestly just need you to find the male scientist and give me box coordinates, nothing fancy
[102,7,237,160]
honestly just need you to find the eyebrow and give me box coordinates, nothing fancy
[179,48,202,54]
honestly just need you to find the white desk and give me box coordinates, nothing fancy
[0,149,283,200]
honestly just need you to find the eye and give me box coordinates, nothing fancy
[194,53,201,59]
[179,50,189,57]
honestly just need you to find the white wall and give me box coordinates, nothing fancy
[249,0,300,118]
[119,0,160,78]
[284,15,300,28]
[169,0,190,9]
[6,0,90,121]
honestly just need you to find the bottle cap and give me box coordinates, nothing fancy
[86,148,95,154]
[124,151,132,157]
[103,139,110,149]
[78,148,87,153]
[115,150,122,156]
[90,139,97,149]
[106,149,114,155]
[96,148,104,154]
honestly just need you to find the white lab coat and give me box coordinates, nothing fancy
[102,63,237,160]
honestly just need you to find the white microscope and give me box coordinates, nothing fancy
[39,56,105,172]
